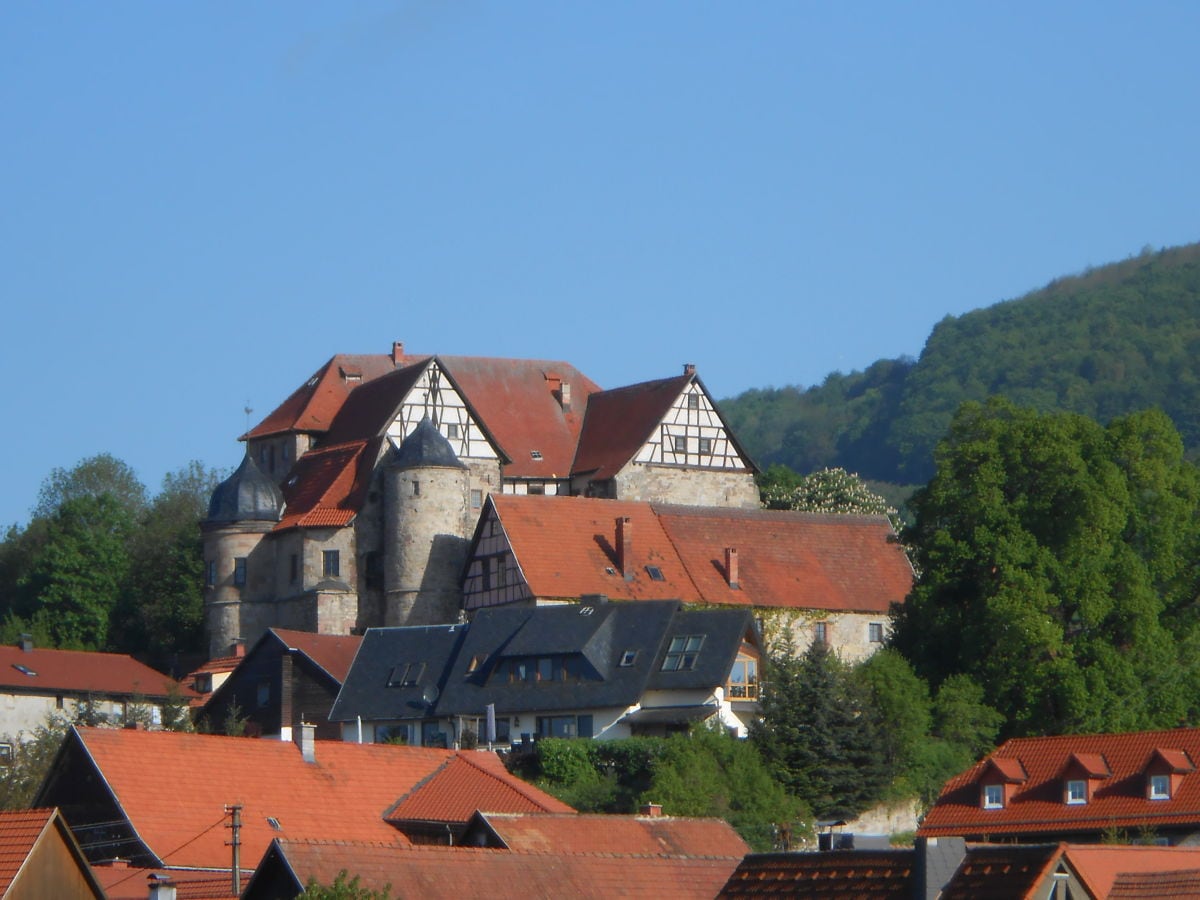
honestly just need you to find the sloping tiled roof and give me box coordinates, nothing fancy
[385,753,574,824]
[95,865,249,900]
[0,645,195,701]
[1109,867,1200,898]
[477,812,748,857]
[273,438,381,531]
[488,495,912,613]
[1064,844,1200,898]
[571,374,693,479]
[717,850,914,898]
[938,843,1063,900]
[268,629,361,684]
[0,808,57,895]
[48,728,568,870]
[256,837,744,900]
[920,728,1200,839]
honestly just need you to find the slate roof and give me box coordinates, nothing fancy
[38,727,570,870]
[205,454,284,524]
[0,644,195,701]
[920,728,1200,839]
[249,836,744,900]
[437,601,753,719]
[471,811,748,857]
[483,495,912,614]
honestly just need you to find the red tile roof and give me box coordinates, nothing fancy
[0,645,196,700]
[937,843,1062,900]
[262,837,744,900]
[717,850,914,898]
[269,629,361,683]
[1109,867,1200,898]
[245,354,401,439]
[920,728,1200,839]
[1063,844,1200,898]
[0,808,57,895]
[61,728,570,870]
[273,439,379,531]
[571,374,694,479]
[95,865,249,900]
[478,812,748,857]
[385,753,574,824]
[489,495,912,613]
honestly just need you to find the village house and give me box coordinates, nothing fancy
[919,727,1200,845]
[202,343,759,657]
[0,808,106,900]
[0,638,195,750]
[329,599,763,747]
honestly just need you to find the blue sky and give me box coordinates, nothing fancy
[3,2,1199,527]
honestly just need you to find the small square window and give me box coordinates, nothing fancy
[1150,774,1171,800]
[687,393,700,410]
[1066,779,1087,804]
[619,650,638,667]
[645,565,665,581]
[446,423,460,440]
[698,437,713,455]
[323,550,340,578]
[530,450,543,460]
[983,784,1004,809]
[869,623,884,643]
[234,558,247,587]
[662,635,704,671]
[673,435,687,454]
[471,489,483,509]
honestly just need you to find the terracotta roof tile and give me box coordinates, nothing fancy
[386,753,574,824]
[0,645,197,700]
[920,728,1200,839]
[717,850,914,898]
[267,837,743,900]
[59,728,566,870]
[480,812,748,857]
[938,843,1062,900]
[273,439,378,532]
[489,495,912,614]
[1109,867,1200,898]
[95,865,249,900]
[572,375,693,479]
[0,808,58,895]
[1063,844,1200,898]
[268,629,361,683]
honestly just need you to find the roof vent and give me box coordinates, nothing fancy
[17,634,32,653]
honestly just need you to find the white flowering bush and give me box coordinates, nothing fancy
[761,467,899,529]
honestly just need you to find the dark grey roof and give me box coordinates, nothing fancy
[328,624,468,722]
[388,417,467,470]
[205,454,285,523]
[645,607,754,692]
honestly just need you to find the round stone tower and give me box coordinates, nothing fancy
[384,417,471,626]
[202,453,285,658]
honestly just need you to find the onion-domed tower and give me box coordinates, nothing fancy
[384,417,471,626]
[202,453,285,658]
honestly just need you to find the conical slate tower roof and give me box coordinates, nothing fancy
[206,454,285,523]
[389,417,467,470]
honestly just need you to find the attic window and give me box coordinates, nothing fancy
[645,565,665,581]
[266,817,282,831]
[1066,779,1087,805]
[687,393,700,410]
[388,663,425,687]
[466,654,486,674]
[11,665,36,677]
[620,650,638,667]
[983,784,1004,809]
[661,635,704,671]
[530,450,543,460]
[1150,774,1171,800]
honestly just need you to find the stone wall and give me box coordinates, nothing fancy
[613,464,759,509]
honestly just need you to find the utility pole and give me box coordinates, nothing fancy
[225,804,242,896]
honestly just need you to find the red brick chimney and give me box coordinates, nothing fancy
[392,341,405,366]
[617,517,633,580]
[639,803,663,817]
[683,363,696,376]
[725,547,740,589]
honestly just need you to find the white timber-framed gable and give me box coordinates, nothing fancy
[384,360,499,463]
[634,381,749,471]
[461,502,534,611]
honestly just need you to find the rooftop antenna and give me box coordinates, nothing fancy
[243,402,253,434]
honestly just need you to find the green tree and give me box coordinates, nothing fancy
[894,399,1200,736]
[854,649,931,794]
[751,642,891,821]
[33,453,146,521]
[303,872,391,899]
[0,714,72,810]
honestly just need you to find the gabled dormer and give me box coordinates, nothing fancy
[978,757,1027,809]
[1060,752,1110,805]
[1143,748,1196,800]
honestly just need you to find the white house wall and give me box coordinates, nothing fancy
[633,383,748,471]
[385,361,498,462]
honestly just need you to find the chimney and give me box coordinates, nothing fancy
[230,638,245,658]
[639,803,663,817]
[616,517,633,580]
[17,634,32,653]
[683,363,696,377]
[560,381,571,412]
[725,547,740,590]
[392,341,405,366]
[147,874,177,900]
[915,836,966,900]
[297,722,316,763]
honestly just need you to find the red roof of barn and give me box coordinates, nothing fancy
[487,495,912,613]
[385,753,574,824]
[260,837,744,900]
[718,849,914,898]
[920,728,1200,839]
[0,645,195,701]
[477,811,748,857]
[0,808,103,897]
[571,374,695,479]
[937,843,1062,900]
[56,728,570,870]
[1063,844,1200,898]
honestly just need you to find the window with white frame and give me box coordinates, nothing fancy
[1150,774,1171,800]
[983,784,1004,809]
[1066,779,1087,804]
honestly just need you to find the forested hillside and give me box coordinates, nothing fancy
[723,242,1200,486]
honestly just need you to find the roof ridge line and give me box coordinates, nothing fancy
[451,752,563,811]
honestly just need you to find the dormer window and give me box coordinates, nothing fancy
[1066,779,1087,804]
[662,635,704,671]
[1150,774,1171,800]
[983,784,1004,809]
[530,450,543,460]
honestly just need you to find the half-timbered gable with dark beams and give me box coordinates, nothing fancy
[569,365,759,509]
